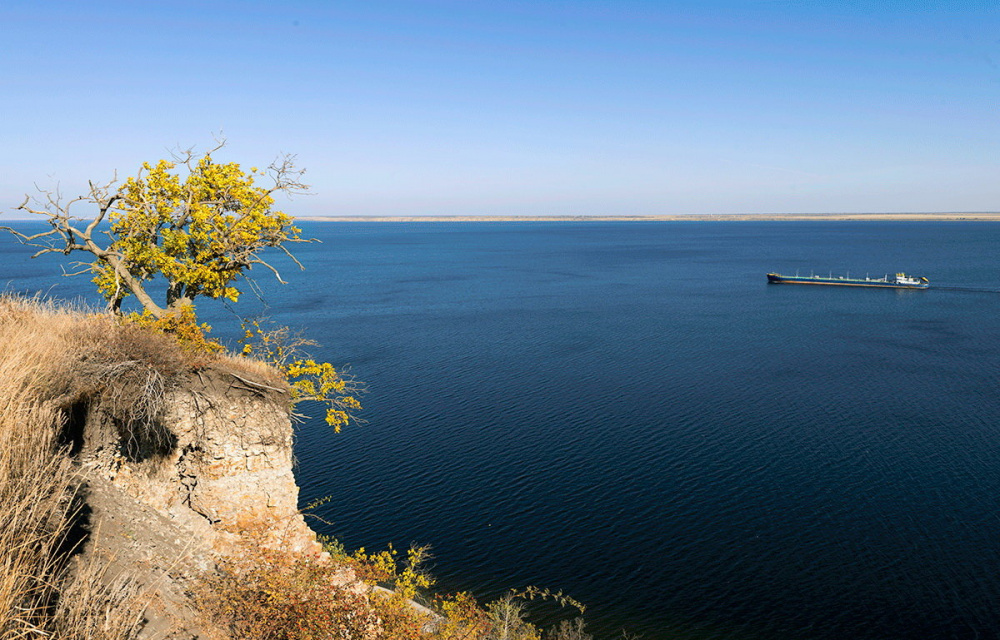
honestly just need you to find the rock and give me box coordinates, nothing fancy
[82,367,326,560]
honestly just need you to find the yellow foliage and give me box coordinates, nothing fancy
[239,318,362,431]
[509,586,586,615]
[125,304,224,354]
[433,592,492,639]
[348,543,435,602]
[92,153,303,310]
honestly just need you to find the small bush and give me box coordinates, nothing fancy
[124,304,225,355]
[544,618,592,640]
[193,547,377,640]
[190,535,595,640]
[431,591,492,639]
[239,318,363,432]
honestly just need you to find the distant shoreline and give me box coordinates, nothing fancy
[300,213,1000,222]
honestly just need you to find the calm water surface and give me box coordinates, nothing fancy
[5,222,1000,639]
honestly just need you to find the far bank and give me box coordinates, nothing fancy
[300,212,1000,222]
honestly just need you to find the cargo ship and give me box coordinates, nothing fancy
[766,272,929,289]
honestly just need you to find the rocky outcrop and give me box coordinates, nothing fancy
[73,368,323,561]
[78,368,323,560]
[63,364,357,639]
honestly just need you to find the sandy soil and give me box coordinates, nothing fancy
[81,474,212,640]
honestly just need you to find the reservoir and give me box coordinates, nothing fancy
[7,221,1000,639]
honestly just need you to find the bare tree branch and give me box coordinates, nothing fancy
[248,258,287,284]
[276,243,306,271]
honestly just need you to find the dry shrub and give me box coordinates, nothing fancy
[192,546,378,640]
[191,534,574,640]
[543,618,592,640]
[0,296,179,420]
[192,531,457,640]
[0,297,178,462]
[191,534,503,640]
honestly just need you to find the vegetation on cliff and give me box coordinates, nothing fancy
[2,142,360,432]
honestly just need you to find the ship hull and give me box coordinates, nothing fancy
[767,273,929,289]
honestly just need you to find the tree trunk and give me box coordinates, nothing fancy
[103,254,166,319]
[165,282,188,309]
[166,297,193,316]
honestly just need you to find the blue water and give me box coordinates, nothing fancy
[5,221,1000,639]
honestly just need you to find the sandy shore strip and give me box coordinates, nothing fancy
[300,213,1000,222]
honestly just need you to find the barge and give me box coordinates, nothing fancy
[766,272,929,289]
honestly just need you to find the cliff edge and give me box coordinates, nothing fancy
[0,297,356,639]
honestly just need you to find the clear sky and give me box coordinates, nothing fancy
[2,1,998,217]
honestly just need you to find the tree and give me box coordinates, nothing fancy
[5,143,362,431]
[4,141,308,319]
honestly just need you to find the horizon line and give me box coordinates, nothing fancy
[297,212,1000,222]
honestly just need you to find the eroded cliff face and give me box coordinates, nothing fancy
[0,300,361,639]
[67,365,363,639]
[63,361,358,640]
[77,368,326,560]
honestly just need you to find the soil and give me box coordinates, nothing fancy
[80,471,215,639]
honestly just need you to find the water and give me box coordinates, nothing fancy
[5,221,1000,639]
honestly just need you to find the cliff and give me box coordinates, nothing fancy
[77,366,360,638]
[0,297,357,638]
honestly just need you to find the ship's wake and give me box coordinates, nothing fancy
[930,285,1000,294]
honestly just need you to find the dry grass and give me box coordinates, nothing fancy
[0,294,287,405]
[0,402,78,636]
[0,392,147,639]
[48,558,147,640]
[0,297,147,638]
[0,295,289,456]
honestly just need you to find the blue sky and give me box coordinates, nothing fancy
[2,1,998,216]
